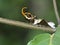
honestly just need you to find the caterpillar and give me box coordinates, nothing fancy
[21,7,56,29]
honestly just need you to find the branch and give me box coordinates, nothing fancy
[53,0,60,25]
[0,17,55,33]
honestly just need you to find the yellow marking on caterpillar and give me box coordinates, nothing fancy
[22,7,27,17]
[21,7,36,20]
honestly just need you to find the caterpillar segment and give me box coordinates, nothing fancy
[22,7,36,22]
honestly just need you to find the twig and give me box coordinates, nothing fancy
[0,17,55,33]
[53,0,60,25]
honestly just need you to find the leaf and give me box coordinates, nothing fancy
[27,33,50,45]
[27,25,60,45]
[52,25,60,45]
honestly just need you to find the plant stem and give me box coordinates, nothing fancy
[53,0,60,25]
[0,17,55,33]
[49,33,54,45]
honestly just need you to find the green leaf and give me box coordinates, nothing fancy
[27,26,60,45]
[52,25,60,45]
[27,33,50,45]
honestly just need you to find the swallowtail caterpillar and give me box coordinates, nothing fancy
[21,7,56,29]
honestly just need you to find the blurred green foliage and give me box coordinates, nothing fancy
[0,0,59,45]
